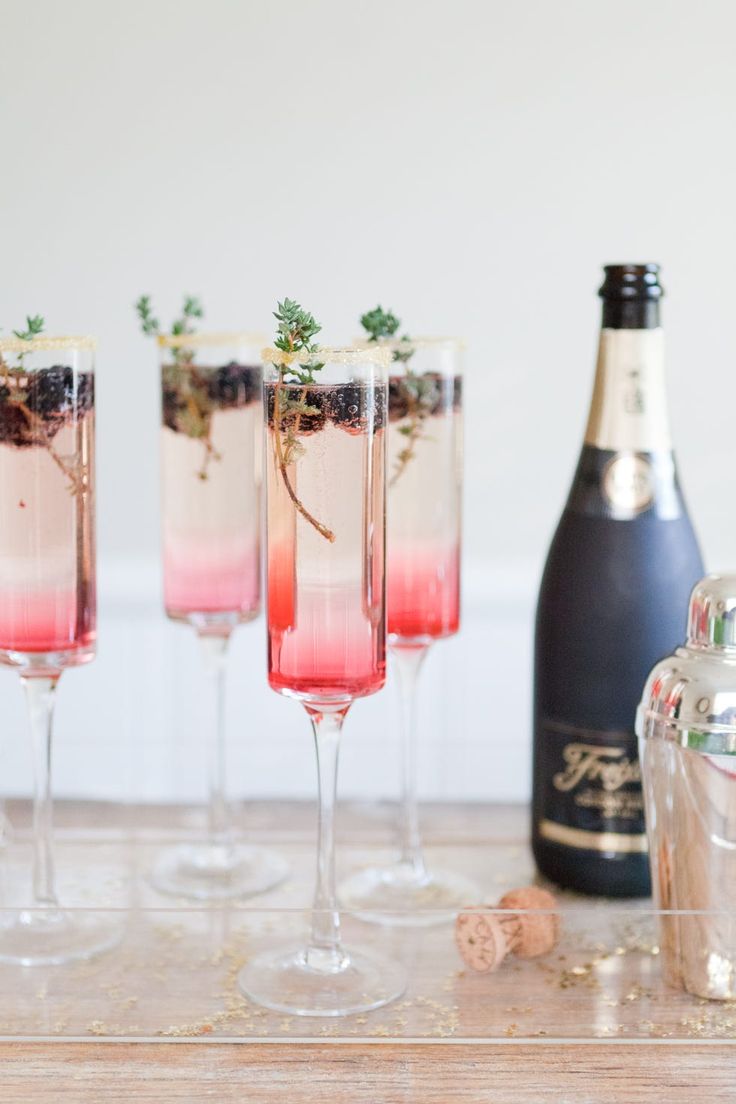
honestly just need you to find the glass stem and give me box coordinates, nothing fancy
[305,704,348,970]
[393,643,430,880]
[198,633,231,848]
[22,675,60,909]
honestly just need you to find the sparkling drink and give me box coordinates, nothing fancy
[239,336,406,1017]
[386,370,461,642]
[161,361,261,622]
[266,381,386,700]
[0,334,119,965]
[0,359,95,668]
[340,337,476,924]
[151,332,287,901]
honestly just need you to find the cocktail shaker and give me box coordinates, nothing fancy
[637,574,736,999]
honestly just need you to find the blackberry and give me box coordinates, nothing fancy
[326,384,361,430]
[388,379,410,421]
[264,384,327,434]
[162,386,183,432]
[0,367,94,448]
[387,372,453,421]
[26,365,74,418]
[0,399,34,447]
[327,384,386,432]
[207,362,261,409]
[26,367,94,421]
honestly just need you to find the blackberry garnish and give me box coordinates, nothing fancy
[207,363,261,409]
[388,379,410,422]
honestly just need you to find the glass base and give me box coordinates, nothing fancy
[238,944,407,1017]
[0,908,122,966]
[338,863,479,927]
[150,842,289,901]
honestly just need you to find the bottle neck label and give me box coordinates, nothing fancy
[584,328,671,452]
[567,447,682,520]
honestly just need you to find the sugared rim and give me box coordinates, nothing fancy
[354,335,465,353]
[157,330,267,349]
[0,335,97,353]
[262,345,393,369]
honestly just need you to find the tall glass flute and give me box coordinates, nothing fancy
[0,334,118,964]
[340,337,477,923]
[151,332,288,900]
[238,344,406,1016]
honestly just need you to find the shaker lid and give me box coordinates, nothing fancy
[688,575,736,649]
[636,574,736,754]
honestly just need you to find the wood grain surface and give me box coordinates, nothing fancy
[0,1042,734,1103]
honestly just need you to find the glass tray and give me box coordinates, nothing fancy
[0,800,733,1044]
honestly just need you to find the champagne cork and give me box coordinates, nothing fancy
[455,886,559,973]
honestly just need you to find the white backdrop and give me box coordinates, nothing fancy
[1,0,735,804]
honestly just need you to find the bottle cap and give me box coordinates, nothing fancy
[599,264,663,301]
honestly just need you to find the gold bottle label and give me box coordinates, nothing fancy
[537,721,647,854]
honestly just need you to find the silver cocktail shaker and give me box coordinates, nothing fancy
[637,574,736,1000]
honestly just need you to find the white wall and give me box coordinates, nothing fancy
[1,0,735,804]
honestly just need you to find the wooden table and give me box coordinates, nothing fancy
[0,801,733,1102]
[1,1040,733,1102]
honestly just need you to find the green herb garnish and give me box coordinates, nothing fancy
[136,294,220,479]
[12,314,45,342]
[360,305,434,485]
[9,314,45,370]
[360,305,413,364]
[271,299,334,542]
[135,294,203,366]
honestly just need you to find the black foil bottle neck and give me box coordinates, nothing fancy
[599,263,662,330]
[601,299,660,329]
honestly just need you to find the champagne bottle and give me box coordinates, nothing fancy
[532,264,704,897]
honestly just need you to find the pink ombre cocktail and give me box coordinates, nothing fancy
[239,329,405,1018]
[0,354,95,670]
[0,333,119,966]
[340,337,475,923]
[386,364,461,643]
[265,384,386,701]
[152,331,287,901]
[161,351,261,625]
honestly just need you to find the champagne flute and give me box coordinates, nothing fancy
[340,337,477,924]
[150,331,289,900]
[238,327,406,1016]
[0,332,119,964]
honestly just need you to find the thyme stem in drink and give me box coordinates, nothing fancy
[271,299,335,542]
[360,305,431,485]
[0,316,86,495]
[136,294,221,479]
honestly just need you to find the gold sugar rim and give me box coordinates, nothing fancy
[354,335,466,353]
[0,335,97,353]
[263,345,394,369]
[157,330,267,349]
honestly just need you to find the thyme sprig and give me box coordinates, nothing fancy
[360,305,414,363]
[360,305,433,485]
[7,314,45,370]
[0,315,85,495]
[12,314,45,342]
[136,294,219,479]
[135,294,203,366]
[272,299,334,542]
